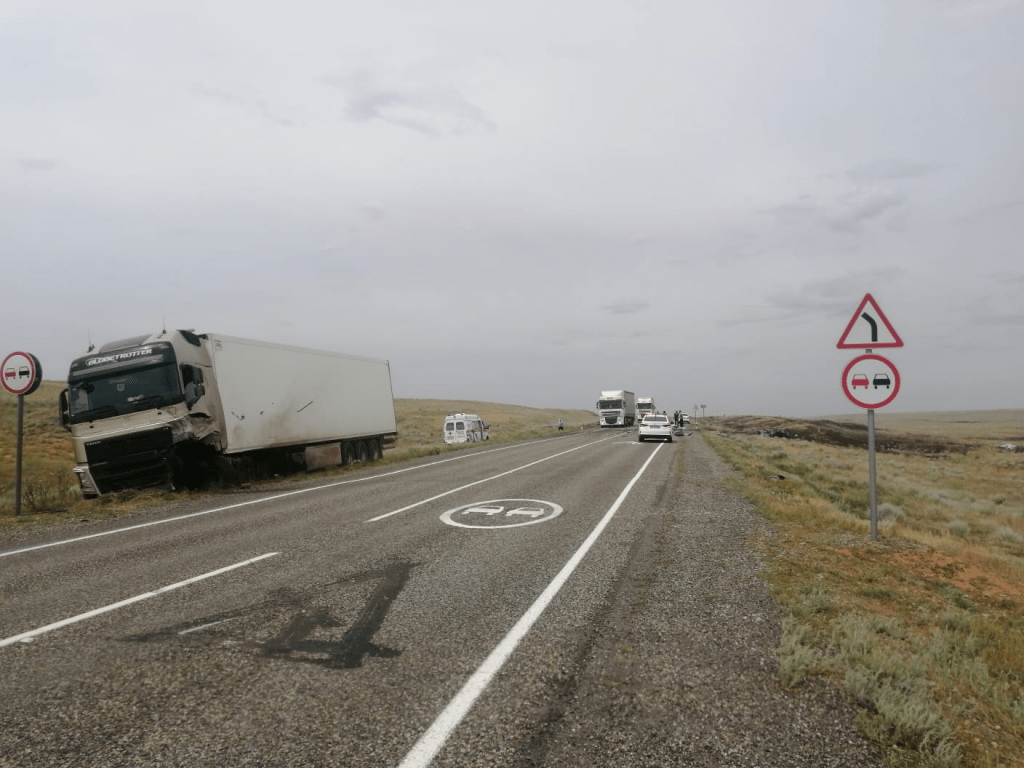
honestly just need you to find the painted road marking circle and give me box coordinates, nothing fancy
[440,499,563,529]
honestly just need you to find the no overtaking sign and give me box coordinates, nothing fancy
[2,351,42,396]
[4,350,43,517]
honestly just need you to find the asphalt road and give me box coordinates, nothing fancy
[0,430,676,766]
[1,430,879,767]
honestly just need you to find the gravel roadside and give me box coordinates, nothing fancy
[522,433,883,767]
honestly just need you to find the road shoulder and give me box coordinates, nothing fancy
[526,434,882,767]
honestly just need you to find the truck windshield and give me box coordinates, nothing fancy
[598,399,623,409]
[68,362,183,424]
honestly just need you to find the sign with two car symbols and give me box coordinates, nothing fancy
[2,351,42,396]
[841,353,901,410]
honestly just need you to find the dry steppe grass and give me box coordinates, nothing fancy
[703,411,1024,768]
[0,384,596,525]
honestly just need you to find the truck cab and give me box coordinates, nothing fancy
[636,397,656,422]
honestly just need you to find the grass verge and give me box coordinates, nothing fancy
[702,418,1024,768]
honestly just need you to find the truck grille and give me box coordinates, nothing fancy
[603,416,619,425]
[85,427,174,493]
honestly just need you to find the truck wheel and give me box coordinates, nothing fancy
[638,436,645,442]
[343,442,356,466]
[357,440,370,463]
[370,438,383,461]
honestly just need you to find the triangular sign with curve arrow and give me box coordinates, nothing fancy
[837,293,904,349]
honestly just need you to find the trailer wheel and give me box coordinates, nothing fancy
[370,438,383,462]
[343,442,356,466]
[356,440,370,463]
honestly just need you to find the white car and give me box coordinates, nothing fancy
[638,414,673,443]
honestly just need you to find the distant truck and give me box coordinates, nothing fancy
[596,390,636,427]
[58,330,398,497]
[442,413,490,444]
[636,397,656,422]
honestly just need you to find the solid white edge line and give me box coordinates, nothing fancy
[396,443,664,768]
[364,433,621,522]
[0,436,572,560]
[179,617,236,635]
[0,552,279,648]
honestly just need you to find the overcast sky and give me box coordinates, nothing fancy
[3,0,1022,417]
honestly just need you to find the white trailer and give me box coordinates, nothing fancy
[208,335,396,454]
[60,330,398,496]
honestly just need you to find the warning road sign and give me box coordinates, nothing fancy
[842,354,900,409]
[837,293,904,349]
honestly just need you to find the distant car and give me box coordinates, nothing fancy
[639,414,673,443]
[851,374,870,389]
[873,373,891,389]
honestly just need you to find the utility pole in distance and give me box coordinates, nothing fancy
[701,404,706,418]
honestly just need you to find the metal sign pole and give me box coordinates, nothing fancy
[14,394,24,516]
[867,408,878,541]
[838,295,902,543]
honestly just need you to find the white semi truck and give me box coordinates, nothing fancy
[596,390,636,427]
[59,330,398,496]
[636,396,656,422]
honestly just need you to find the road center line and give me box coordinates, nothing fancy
[0,435,584,560]
[397,443,664,768]
[364,433,621,522]
[0,552,279,648]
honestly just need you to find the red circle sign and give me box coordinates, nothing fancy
[842,354,900,409]
[2,351,43,396]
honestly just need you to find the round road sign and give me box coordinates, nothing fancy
[2,351,43,396]
[440,499,564,529]
[842,353,900,409]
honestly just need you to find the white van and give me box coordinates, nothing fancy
[443,413,490,444]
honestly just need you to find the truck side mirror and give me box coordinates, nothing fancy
[181,365,206,409]
[58,388,71,432]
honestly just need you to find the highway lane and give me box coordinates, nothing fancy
[0,429,680,766]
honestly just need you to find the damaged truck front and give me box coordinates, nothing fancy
[59,330,398,497]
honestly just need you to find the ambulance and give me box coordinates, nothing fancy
[443,413,490,444]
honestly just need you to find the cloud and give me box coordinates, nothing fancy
[191,84,296,127]
[846,158,943,184]
[971,200,1024,219]
[987,269,1024,283]
[15,158,57,172]
[769,189,907,233]
[719,268,905,327]
[928,0,1023,17]
[600,299,651,315]
[823,190,907,233]
[323,70,496,137]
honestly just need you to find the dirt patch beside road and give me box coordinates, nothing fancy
[708,415,968,456]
